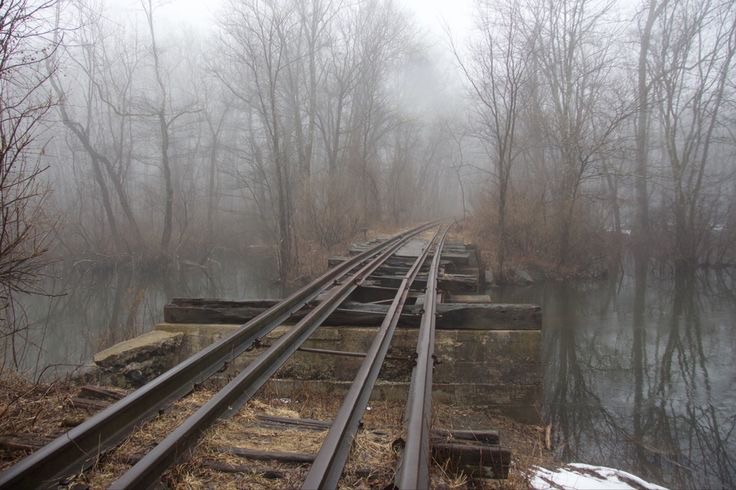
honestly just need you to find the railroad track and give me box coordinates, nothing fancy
[0,222,452,489]
[303,225,447,489]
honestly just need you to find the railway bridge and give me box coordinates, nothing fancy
[0,222,542,489]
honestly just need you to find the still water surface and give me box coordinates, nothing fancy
[12,251,278,379]
[497,268,736,490]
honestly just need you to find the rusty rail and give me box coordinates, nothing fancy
[108,224,438,489]
[0,222,436,489]
[394,225,449,489]
[302,226,445,489]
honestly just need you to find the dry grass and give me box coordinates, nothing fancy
[168,394,333,489]
[483,417,558,489]
[172,392,388,489]
[171,389,555,489]
[461,188,612,281]
[0,374,557,489]
[0,373,101,471]
[70,388,217,488]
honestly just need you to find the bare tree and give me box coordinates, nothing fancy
[527,0,631,268]
[344,0,409,225]
[50,1,144,254]
[649,0,736,267]
[0,0,58,368]
[452,0,532,282]
[219,0,297,289]
[203,98,229,248]
[142,0,201,256]
[286,0,335,182]
[311,3,368,244]
[634,0,669,245]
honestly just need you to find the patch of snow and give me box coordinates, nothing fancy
[531,463,668,490]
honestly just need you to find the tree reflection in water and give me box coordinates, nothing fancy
[497,267,736,489]
[7,252,277,380]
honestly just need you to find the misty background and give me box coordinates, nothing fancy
[1,0,735,488]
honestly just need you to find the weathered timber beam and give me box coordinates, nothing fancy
[339,249,473,264]
[254,415,332,430]
[431,429,500,445]
[164,300,541,330]
[251,415,500,448]
[221,446,315,464]
[329,255,414,267]
[69,397,111,411]
[361,273,479,293]
[78,385,126,401]
[329,255,459,271]
[168,298,280,307]
[350,285,422,303]
[431,443,511,479]
[201,461,285,479]
[0,436,51,452]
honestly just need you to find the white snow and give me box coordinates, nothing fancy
[531,463,668,490]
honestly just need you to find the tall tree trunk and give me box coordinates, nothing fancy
[206,126,220,245]
[158,111,173,254]
[635,0,665,246]
[145,0,173,255]
[496,170,508,284]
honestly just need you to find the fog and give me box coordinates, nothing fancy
[1,2,735,486]
[34,0,477,280]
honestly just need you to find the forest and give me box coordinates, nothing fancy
[1,0,736,369]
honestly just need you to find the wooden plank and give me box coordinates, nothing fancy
[332,254,472,268]
[349,285,421,303]
[362,273,479,293]
[432,429,500,445]
[169,298,280,307]
[69,397,110,411]
[163,300,541,330]
[254,415,331,430]
[431,442,511,479]
[0,436,49,452]
[79,385,126,401]
[164,300,282,324]
[201,460,285,479]
[220,446,315,464]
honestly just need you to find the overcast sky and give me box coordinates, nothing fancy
[105,0,477,119]
[153,0,476,45]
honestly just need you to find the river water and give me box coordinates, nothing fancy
[6,251,278,380]
[497,267,736,490]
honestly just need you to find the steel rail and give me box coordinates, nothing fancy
[302,226,443,490]
[0,222,436,490]
[108,224,435,489]
[394,225,449,490]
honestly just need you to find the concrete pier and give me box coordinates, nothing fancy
[91,237,542,423]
